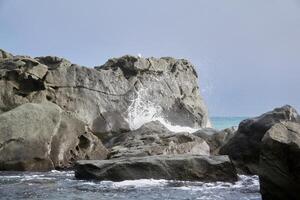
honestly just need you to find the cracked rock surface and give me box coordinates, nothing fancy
[0,49,210,171]
[0,49,210,134]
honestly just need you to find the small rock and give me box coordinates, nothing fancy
[193,127,237,155]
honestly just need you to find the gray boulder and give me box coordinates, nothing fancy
[0,50,210,139]
[193,127,237,155]
[75,154,238,182]
[0,103,108,171]
[219,105,300,174]
[106,121,210,159]
[259,121,300,200]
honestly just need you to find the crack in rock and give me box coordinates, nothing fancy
[0,137,25,150]
[48,85,133,97]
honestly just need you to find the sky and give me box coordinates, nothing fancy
[1,0,300,117]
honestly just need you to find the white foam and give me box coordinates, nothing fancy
[0,175,22,179]
[206,119,212,128]
[97,175,259,190]
[80,182,97,186]
[126,87,200,133]
[21,175,55,181]
[111,179,168,188]
[170,175,259,191]
[50,170,74,177]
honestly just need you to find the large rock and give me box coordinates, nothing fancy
[106,121,210,159]
[259,121,300,200]
[91,111,130,142]
[0,103,108,171]
[219,105,300,174]
[193,127,237,155]
[75,154,238,182]
[0,50,210,140]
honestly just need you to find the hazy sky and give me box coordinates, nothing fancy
[1,0,300,116]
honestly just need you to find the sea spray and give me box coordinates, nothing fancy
[125,87,199,133]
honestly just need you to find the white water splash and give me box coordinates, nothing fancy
[112,179,168,188]
[125,88,199,133]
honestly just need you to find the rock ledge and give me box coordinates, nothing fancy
[75,154,238,182]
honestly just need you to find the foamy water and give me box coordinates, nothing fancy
[125,88,201,133]
[0,170,261,200]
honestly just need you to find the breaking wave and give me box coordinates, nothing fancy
[125,87,199,133]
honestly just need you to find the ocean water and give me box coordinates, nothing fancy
[0,170,261,200]
[211,116,247,130]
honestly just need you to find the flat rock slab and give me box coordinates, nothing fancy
[75,154,238,182]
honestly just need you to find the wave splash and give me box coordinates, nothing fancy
[125,87,199,133]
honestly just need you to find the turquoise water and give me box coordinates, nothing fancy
[210,117,248,130]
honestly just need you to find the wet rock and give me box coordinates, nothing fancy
[106,121,210,159]
[0,103,108,171]
[219,105,300,174]
[259,121,300,200]
[193,127,237,155]
[75,154,238,182]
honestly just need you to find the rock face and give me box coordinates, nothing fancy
[75,154,238,182]
[106,121,210,159]
[219,105,300,174]
[193,127,237,155]
[0,49,210,171]
[259,121,300,200]
[0,103,108,171]
[0,50,210,137]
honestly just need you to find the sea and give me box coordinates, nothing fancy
[0,117,261,200]
[210,116,247,130]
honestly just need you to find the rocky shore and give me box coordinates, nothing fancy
[1,49,300,199]
[75,155,237,182]
[220,105,300,200]
[0,49,210,171]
